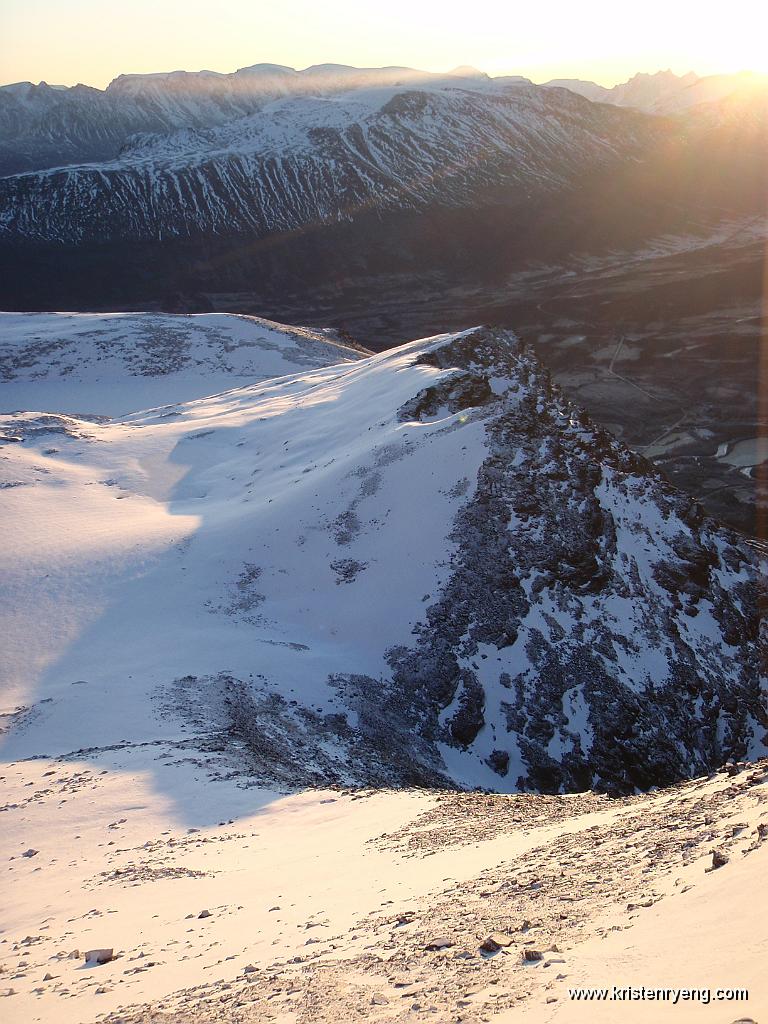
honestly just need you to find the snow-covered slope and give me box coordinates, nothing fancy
[1,325,764,795]
[0,63,476,175]
[2,747,765,1024]
[0,81,659,245]
[0,312,366,416]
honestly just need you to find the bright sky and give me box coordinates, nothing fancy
[1,0,767,89]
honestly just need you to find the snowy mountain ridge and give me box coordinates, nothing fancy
[0,63,491,176]
[0,81,659,244]
[2,319,764,795]
[3,61,762,180]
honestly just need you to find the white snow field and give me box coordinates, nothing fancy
[0,311,365,416]
[1,746,766,1023]
[2,319,762,787]
[0,313,765,1023]
[0,327,493,752]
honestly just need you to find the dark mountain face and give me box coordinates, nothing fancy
[326,330,767,793]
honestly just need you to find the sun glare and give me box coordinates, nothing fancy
[1,0,768,88]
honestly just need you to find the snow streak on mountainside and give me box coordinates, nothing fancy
[2,325,764,795]
[2,62,762,180]
[0,312,366,415]
[0,82,660,245]
[0,64,482,175]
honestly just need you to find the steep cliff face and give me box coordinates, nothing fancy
[363,331,766,792]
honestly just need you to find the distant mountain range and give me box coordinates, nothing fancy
[1,64,763,177]
[0,79,667,244]
[1,65,765,315]
[0,63,505,176]
[543,68,768,114]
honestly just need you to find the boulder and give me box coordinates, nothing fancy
[84,949,113,965]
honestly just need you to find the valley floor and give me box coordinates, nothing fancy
[2,741,766,1024]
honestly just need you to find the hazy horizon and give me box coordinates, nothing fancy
[3,61,766,93]
[2,0,766,91]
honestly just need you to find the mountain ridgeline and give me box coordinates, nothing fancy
[0,83,672,247]
[3,319,764,793]
[0,63,485,176]
[0,69,766,313]
[331,329,767,793]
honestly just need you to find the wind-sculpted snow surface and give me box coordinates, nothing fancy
[1,326,764,794]
[0,83,657,244]
[0,311,366,415]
